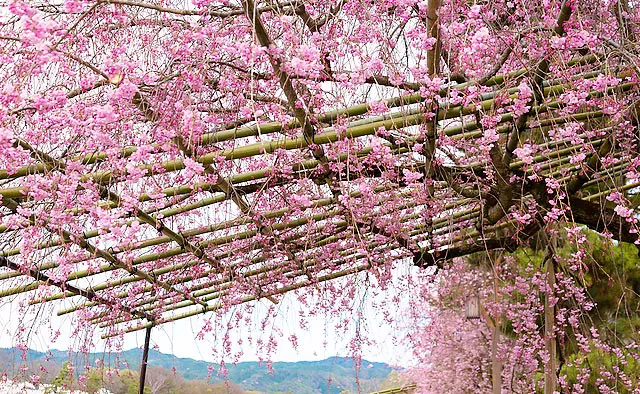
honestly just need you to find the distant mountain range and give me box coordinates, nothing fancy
[0,347,394,394]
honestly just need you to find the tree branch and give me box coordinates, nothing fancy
[97,0,302,17]
[484,1,573,225]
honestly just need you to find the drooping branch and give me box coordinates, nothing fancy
[568,196,639,246]
[243,0,326,161]
[0,256,155,322]
[484,1,574,225]
[477,45,513,86]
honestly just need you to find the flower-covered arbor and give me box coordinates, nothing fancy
[0,0,639,391]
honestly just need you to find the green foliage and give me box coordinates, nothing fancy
[101,369,148,394]
[46,361,72,393]
[554,229,640,347]
[561,343,640,393]
[376,371,411,391]
[507,227,640,390]
[126,380,150,394]
[84,368,104,394]
[508,228,640,343]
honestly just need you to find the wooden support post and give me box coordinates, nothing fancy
[491,323,501,394]
[139,326,152,394]
[491,254,502,394]
[544,255,557,394]
[426,0,441,76]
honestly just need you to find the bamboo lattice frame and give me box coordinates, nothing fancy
[2,51,636,337]
[1,1,638,338]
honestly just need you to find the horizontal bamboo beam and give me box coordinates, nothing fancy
[1,53,602,183]
[101,260,376,337]
[56,198,471,314]
[1,73,614,200]
[0,256,154,322]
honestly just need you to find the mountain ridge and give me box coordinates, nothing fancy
[0,347,394,394]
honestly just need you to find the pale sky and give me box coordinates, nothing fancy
[0,260,422,369]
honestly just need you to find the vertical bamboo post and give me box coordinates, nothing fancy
[423,0,441,249]
[426,0,441,75]
[138,326,152,394]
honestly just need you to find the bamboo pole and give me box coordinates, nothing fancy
[0,52,605,186]
[62,199,464,320]
[72,224,357,320]
[101,261,374,337]
[0,108,616,292]
[6,141,222,310]
[584,180,640,201]
[3,195,209,310]
[580,161,629,188]
[0,104,616,270]
[0,45,627,339]
[0,75,616,200]
[135,78,630,202]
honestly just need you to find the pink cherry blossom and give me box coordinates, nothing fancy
[0,2,637,392]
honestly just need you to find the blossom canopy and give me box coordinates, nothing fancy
[0,0,639,339]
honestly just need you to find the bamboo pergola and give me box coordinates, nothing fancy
[1,51,637,337]
[1,1,639,344]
